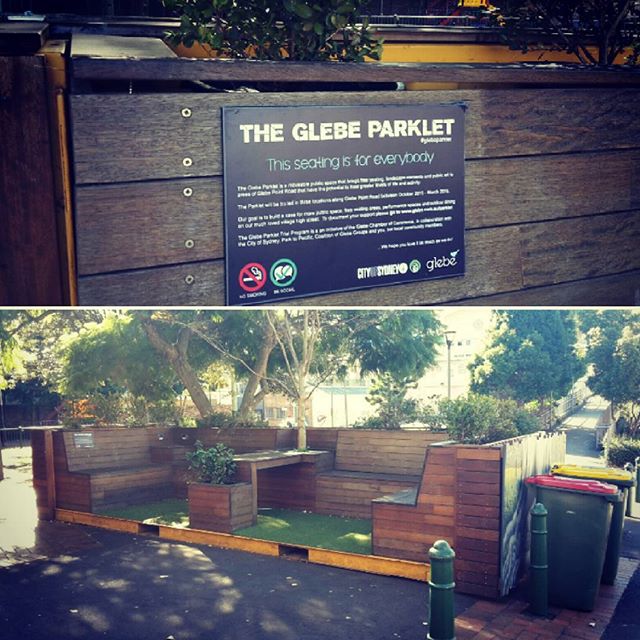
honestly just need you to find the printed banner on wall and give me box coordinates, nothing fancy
[223,103,465,305]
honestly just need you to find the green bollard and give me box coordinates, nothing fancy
[428,539,456,640]
[530,502,549,617]
[624,463,635,516]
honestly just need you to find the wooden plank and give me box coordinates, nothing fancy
[456,493,501,507]
[0,56,66,304]
[521,209,640,286]
[466,150,640,229]
[449,270,640,306]
[456,559,500,576]
[77,260,225,305]
[456,526,499,542]
[71,55,640,86]
[455,448,502,461]
[71,34,178,60]
[75,178,224,274]
[453,537,500,554]
[158,524,281,556]
[0,22,49,55]
[71,88,640,184]
[456,470,501,484]
[55,508,143,533]
[456,515,500,530]
[308,548,429,582]
[456,581,499,598]
[78,206,640,306]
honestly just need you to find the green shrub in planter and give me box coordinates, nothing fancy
[605,436,640,468]
[187,441,237,484]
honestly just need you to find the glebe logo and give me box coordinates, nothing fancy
[426,250,460,273]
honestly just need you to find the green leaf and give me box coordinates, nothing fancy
[337,2,355,14]
[292,1,313,18]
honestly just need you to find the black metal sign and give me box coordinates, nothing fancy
[223,103,465,305]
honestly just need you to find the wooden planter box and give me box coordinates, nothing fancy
[188,482,254,533]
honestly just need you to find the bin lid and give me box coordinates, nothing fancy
[526,474,619,495]
[551,464,635,487]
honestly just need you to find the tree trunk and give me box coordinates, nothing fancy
[142,319,213,418]
[237,322,277,419]
[297,396,307,449]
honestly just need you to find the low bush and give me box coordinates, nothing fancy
[196,410,269,429]
[186,441,237,484]
[164,0,383,62]
[438,393,540,445]
[605,436,640,468]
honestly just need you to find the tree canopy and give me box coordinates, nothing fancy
[469,310,584,406]
[578,309,640,433]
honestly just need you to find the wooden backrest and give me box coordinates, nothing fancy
[169,427,297,453]
[62,429,154,472]
[334,429,448,476]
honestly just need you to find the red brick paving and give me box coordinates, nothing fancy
[456,556,638,640]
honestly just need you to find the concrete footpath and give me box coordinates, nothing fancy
[0,413,638,640]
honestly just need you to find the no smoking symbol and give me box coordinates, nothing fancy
[239,263,266,292]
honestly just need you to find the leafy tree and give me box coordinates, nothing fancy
[350,310,442,429]
[487,1,640,66]
[578,309,637,404]
[164,0,383,62]
[613,326,640,434]
[61,314,191,425]
[469,310,584,407]
[579,310,640,433]
[160,309,280,420]
[265,309,351,447]
[0,310,104,391]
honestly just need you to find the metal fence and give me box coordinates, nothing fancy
[0,425,60,448]
[538,385,592,430]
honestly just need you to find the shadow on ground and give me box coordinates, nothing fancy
[0,525,476,640]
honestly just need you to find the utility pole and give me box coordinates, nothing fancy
[444,330,456,399]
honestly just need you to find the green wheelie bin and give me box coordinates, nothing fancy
[551,464,635,584]
[525,475,622,611]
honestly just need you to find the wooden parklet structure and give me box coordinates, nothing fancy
[2,33,640,305]
[32,426,565,598]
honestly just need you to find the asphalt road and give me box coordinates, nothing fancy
[0,524,476,640]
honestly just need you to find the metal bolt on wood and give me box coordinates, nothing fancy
[530,502,548,617]
[428,539,455,640]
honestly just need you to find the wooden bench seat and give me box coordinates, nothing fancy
[372,487,418,506]
[314,430,444,519]
[84,464,174,509]
[316,470,419,518]
[53,429,176,512]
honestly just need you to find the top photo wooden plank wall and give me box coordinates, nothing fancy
[69,39,640,306]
